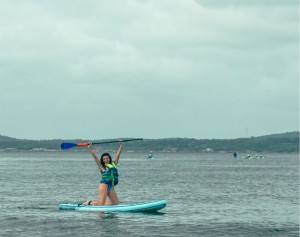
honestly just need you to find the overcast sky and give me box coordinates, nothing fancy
[0,0,298,140]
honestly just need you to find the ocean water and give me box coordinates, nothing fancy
[0,150,298,237]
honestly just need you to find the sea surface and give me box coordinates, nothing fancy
[0,150,299,237]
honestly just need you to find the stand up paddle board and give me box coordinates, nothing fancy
[59,200,167,212]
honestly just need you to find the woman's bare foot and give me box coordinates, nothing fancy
[82,200,92,206]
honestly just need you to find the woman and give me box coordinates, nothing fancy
[82,141,123,206]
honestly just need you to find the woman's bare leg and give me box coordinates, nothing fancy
[86,184,108,206]
[96,184,108,205]
[107,189,119,205]
[82,184,118,206]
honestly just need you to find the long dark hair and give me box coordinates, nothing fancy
[100,153,112,168]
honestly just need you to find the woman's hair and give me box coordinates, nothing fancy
[100,153,112,168]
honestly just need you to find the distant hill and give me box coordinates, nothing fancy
[0,131,299,152]
[256,131,299,139]
[0,135,18,142]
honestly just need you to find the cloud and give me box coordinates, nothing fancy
[0,0,298,139]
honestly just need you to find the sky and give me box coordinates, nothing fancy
[0,0,299,140]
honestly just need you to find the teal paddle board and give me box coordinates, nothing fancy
[59,200,167,212]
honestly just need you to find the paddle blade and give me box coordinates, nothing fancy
[60,143,78,150]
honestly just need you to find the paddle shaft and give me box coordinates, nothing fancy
[61,138,143,150]
[91,138,143,145]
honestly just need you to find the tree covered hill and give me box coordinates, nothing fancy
[0,131,299,152]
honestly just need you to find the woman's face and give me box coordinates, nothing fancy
[102,155,110,164]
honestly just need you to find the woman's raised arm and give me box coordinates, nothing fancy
[87,144,103,171]
[113,142,123,165]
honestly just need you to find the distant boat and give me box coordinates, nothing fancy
[243,154,266,159]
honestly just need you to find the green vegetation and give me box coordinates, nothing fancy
[0,131,299,152]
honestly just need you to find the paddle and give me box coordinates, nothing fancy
[60,138,143,150]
